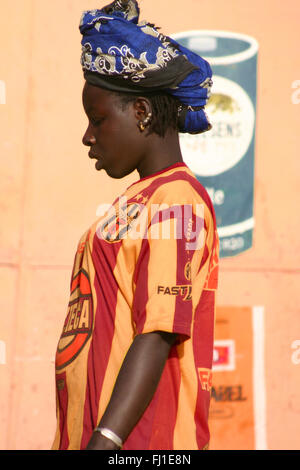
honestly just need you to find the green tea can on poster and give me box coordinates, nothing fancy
[173,31,259,258]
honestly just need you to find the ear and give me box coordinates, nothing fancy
[133,97,152,121]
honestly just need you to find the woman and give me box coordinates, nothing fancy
[52,0,219,450]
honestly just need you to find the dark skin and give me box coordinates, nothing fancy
[82,82,182,450]
[86,332,178,450]
[82,82,183,179]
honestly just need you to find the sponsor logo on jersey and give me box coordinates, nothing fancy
[157,284,192,301]
[97,202,142,242]
[55,268,93,370]
[184,261,192,281]
[198,368,213,392]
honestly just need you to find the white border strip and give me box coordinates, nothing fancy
[217,217,254,238]
[172,30,259,65]
[252,306,267,450]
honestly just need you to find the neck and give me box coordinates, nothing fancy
[137,130,183,179]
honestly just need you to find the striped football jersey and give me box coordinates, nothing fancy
[52,162,219,450]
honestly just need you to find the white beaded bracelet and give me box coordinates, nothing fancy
[95,427,123,448]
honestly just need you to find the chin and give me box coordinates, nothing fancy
[106,166,135,180]
[105,169,124,179]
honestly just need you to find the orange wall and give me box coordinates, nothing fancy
[1,0,300,450]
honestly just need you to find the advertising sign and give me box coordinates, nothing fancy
[173,31,259,258]
[209,306,266,450]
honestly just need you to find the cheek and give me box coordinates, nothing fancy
[97,111,141,168]
[111,123,140,156]
[113,118,137,138]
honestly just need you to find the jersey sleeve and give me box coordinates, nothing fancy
[132,188,209,341]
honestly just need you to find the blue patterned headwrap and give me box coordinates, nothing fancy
[79,0,213,134]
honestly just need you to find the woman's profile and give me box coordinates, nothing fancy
[52,0,219,451]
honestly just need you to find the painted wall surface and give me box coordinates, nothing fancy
[0,0,300,450]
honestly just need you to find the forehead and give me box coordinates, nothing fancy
[82,82,117,114]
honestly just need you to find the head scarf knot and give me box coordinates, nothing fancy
[79,0,213,134]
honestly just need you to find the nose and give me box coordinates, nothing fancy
[82,123,96,147]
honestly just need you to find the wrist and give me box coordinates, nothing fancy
[95,432,120,450]
[86,430,121,450]
[94,426,123,449]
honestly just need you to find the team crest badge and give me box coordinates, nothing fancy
[97,202,143,242]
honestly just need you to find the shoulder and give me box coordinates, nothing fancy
[149,168,214,211]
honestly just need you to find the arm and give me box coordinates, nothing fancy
[86,330,178,450]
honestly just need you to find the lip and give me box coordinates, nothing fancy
[88,150,99,159]
[88,151,104,171]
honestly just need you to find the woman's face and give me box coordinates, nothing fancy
[82,82,147,179]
